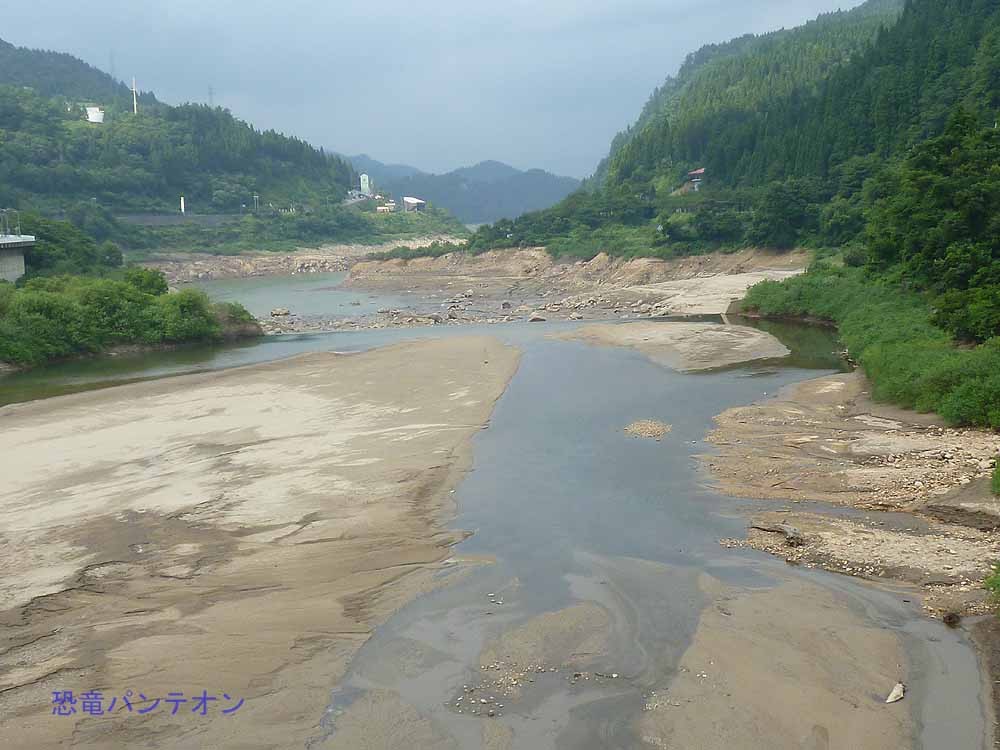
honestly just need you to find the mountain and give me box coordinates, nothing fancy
[345,155,577,224]
[346,154,425,184]
[596,0,905,187]
[0,38,354,214]
[0,39,139,105]
[376,161,580,225]
[471,0,908,252]
[450,160,523,184]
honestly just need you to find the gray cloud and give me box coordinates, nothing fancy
[5,0,865,177]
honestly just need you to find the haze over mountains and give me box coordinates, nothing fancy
[346,155,581,225]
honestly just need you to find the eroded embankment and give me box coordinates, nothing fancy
[344,247,806,321]
[147,234,467,284]
[0,336,519,749]
[704,371,1000,619]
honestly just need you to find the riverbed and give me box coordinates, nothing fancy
[0,273,989,749]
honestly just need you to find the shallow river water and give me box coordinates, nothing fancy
[0,275,989,748]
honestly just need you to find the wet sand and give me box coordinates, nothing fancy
[0,337,519,749]
[639,574,912,749]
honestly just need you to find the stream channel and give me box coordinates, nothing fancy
[0,272,987,749]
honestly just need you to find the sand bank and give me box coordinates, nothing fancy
[639,574,912,749]
[0,336,519,749]
[704,370,1000,618]
[557,321,790,371]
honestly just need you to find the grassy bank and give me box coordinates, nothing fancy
[121,207,469,259]
[365,241,468,261]
[0,269,259,368]
[743,264,1000,429]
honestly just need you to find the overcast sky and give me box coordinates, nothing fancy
[6,1,864,177]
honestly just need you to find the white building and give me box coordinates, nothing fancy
[85,106,105,124]
[403,197,426,212]
[360,174,372,196]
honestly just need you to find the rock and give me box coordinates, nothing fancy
[429,313,444,324]
[501,301,513,310]
[529,314,547,322]
[625,420,672,441]
[885,682,906,704]
[570,312,584,320]
[751,523,806,547]
[270,308,291,317]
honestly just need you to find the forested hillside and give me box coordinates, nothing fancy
[0,38,354,214]
[589,0,903,187]
[0,39,138,104]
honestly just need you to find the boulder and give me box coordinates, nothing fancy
[270,308,291,317]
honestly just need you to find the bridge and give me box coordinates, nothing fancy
[0,209,34,283]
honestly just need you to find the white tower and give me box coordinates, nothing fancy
[132,77,138,115]
[360,174,371,196]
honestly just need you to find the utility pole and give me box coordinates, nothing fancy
[253,194,260,213]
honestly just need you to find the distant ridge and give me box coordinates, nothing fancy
[348,156,580,224]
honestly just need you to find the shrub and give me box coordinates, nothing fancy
[743,266,1000,428]
[0,280,256,366]
[987,565,1000,599]
[123,267,169,296]
[154,289,220,342]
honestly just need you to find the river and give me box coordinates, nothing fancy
[0,273,988,748]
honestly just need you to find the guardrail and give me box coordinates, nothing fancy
[0,209,22,237]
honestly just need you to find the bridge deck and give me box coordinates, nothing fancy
[0,235,35,249]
